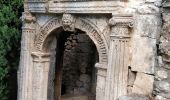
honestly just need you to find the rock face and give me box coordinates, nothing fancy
[132,73,154,95]
[154,4,170,100]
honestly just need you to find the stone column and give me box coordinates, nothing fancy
[105,15,133,100]
[31,52,51,100]
[18,11,36,100]
[95,63,107,100]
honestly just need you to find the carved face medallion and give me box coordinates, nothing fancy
[62,13,75,32]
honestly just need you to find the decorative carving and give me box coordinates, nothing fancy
[62,13,76,32]
[21,11,36,23]
[34,17,108,63]
[109,15,134,28]
[21,11,36,29]
[75,18,108,63]
[35,18,62,51]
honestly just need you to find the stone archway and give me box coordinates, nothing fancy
[34,16,108,63]
[31,14,108,100]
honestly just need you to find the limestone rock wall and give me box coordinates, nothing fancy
[154,3,170,99]
[126,0,162,97]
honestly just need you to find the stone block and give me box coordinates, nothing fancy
[132,72,154,95]
[118,94,150,100]
[131,15,161,74]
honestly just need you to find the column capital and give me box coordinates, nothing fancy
[109,14,134,28]
[109,14,134,38]
[21,11,36,29]
[31,52,50,62]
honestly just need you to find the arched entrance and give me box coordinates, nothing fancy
[31,14,108,100]
[48,29,99,100]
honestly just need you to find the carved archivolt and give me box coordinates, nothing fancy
[34,15,108,63]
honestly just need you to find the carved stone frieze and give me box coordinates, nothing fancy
[34,17,108,63]
[62,14,76,32]
[21,11,36,23]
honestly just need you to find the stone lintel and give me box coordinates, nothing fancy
[25,1,124,13]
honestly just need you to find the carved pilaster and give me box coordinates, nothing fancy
[95,63,107,100]
[31,52,51,100]
[105,15,133,100]
[18,11,36,100]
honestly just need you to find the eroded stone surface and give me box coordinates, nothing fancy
[155,70,168,81]
[118,94,150,100]
[131,14,161,74]
[132,73,154,95]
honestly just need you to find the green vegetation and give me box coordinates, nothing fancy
[0,0,23,100]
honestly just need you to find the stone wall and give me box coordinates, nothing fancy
[154,2,170,99]
[62,31,98,96]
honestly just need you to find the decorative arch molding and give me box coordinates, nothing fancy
[34,16,108,63]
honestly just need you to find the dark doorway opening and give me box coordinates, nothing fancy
[54,29,98,100]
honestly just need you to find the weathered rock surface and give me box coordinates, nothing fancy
[131,15,161,74]
[118,94,150,100]
[132,73,154,95]
[155,81,170,93]
[155,70,168,81]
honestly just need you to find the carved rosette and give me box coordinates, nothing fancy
[31,52,51,100]
[62,13,76,32]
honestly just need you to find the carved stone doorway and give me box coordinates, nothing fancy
[47,29,98,100]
